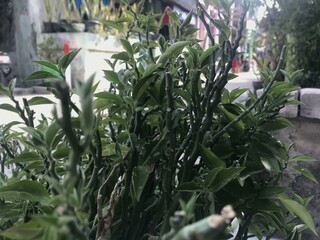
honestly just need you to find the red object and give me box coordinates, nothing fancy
[64,41,70,54]
[232,58,239,73]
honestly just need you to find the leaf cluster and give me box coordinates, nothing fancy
[0,1,318,239]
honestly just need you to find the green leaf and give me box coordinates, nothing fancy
[174,89,191,102]
[103,70,125,90]
[120,39,134,56]
[0,221,44,240]
[258,186,288,199]
[132,75,154,101]
[250,199,283,212]
[52,147,70,159]
[44,121,60,148]
[279,197,318,236]
[261,157,281,173]
[291,155,317,162]
[33,61,62,78]
[8,78,16,97]
[219,106,245,132]
[0,180,50,204]
[25,71,61,80]
[79,75,94,134]
[199,144,226,169]
[176,182,202,192]
[7,152,41,164]
[27,96,54,106]
[142,63,162,78]
[111,52,130,62]
[209,167,245,191]
[94,92,122,103]
[0,103,19,113]
[0,83,10,96]
[230,88,247,102]
[181,10,194,28]
[204,167,223,188]
[260,117,293,132]
[157,41,191,65]
[34,60,59,72]
[58,49,81,72]
[212,19,230,41]
[199,45,219,66]
[2,121,22,134]
[131,166,149,202]
[21,127,44,144]
[291,165,318,183]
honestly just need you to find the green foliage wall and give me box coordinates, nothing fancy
[257,0,320,87]
[0,0,318,239]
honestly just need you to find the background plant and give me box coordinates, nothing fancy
[0,0,318,239]
[254,0,320,87]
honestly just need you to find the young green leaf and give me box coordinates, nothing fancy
[27,96,54,106]
[279,197,318,236]
[291,165,318,183]
[291,155,317,162]
[199,144,226,169]
[120,39,134,56]
[25,71,61,80]
[199,45,219,66]
[103,70,125,90]
[0,103,19,113]
[142,63,162,78]
[157,41,191,65]
[94,92,122,103]
[209,167,245,192]
[58,49,81,73]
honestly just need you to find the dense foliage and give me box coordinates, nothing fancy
[0,0,318,239]
[256,0,320,87]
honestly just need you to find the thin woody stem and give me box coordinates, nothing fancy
[207,46,286,146]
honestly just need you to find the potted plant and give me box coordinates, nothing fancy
[0,0,317,239]
[43,0,65,32]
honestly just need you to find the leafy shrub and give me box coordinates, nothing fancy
[256,0,320,88]
[0,0,317,239]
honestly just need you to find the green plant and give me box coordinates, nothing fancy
[0,0,318,239]
[255,0,320,87]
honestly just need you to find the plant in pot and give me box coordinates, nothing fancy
[0,0,318,239]
[82,0,131,34]
[60,0,86,32]
[43,0,65,32]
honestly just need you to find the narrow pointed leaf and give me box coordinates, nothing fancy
[199,144,226,169]
[27,96,54,106]
[280,198,318,236]
[291,165,318,183]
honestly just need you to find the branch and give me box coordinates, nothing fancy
[207,46,286,146]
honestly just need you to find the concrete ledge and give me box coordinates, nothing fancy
[300,88,320,119]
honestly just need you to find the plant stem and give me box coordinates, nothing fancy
[207,46,286,146]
